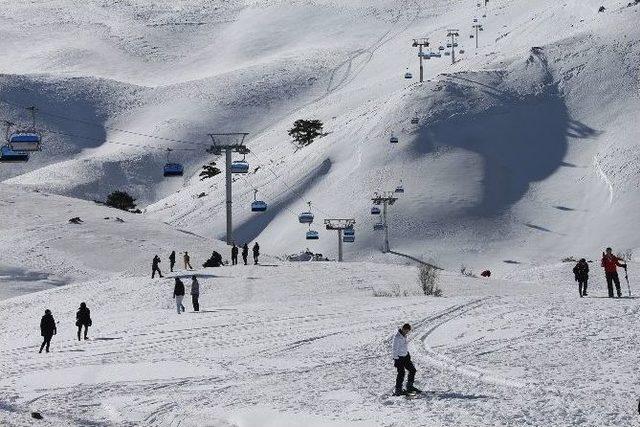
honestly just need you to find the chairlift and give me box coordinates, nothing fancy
[438,46,445,51]
[0,145,29,162]
[231,159,250,174]
[470,34,475,39]
[163,149,184,177]
[298,201,314,224]
[371,206,381,215]
[343,228,355,243]
[395,180,405,194]
[7,107,42,152]
[473,18,478,22]
[373,222,385,231]
[446,43,452,48]
[444,51,451,56]
[479,27,484,31]
[251,189,268,212]
[411,116,419,125]
[482,14,487,18]
[459,49,466,54]
[453,43,459,47]
[390,133,399,144]
[404,69,413,79]
[306,229,319,240]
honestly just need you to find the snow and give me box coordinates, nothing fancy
[1,0,640,425]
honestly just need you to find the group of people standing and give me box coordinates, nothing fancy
[38,303,92,353]
[231,242,260,265]
[152,251,193,278]
[172,276,200,314]
[572,247,628,298]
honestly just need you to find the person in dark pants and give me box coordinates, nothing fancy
[231,244,239,265]
[152,255,163,278]
[169,251,176,272]
[601,247,626,298]
[173,277,186,314]
[184,252,193,270]
[76,302,92,340]
[39,309,57,353]
[252,242,260,265]
[242,243,249,265]
[191,275,200,312]
[573,258,589,297]
[392,323,420,396]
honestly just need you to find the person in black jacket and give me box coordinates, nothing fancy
[169,251,176,272]
[39,309,57,353]
[173,277,186,314]
[231,244,239,265]
[76,302,92,340]
[252,242,260,265]
[242,243,249,265]
[573,258,589,297]
[152,255,163,278]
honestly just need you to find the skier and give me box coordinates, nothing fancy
[252,242,260,265]
[169,251,176,272]
[573,258,589,297]
[75,302,92,341]
[392,323,421,395]
[242,243,249,265]
[601,247,627,298]
[191,275,200,312]
[231,244,239,266]
[152,255,163,278]
[173,277,186,314]
[184,251,193,270]
[39,309,57,353]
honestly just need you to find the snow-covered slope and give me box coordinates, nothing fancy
[3,0,639,269]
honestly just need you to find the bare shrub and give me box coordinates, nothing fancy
[373,284,410,298]
[418,264,442,296]
[460,264,477,278]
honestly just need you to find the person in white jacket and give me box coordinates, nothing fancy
[392,323,420,395]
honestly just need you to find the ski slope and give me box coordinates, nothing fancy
[0,0,639,268]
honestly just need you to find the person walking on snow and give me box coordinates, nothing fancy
[231,244,239,265]
[75,302,92,341]
[184,252,193,270]
[392,323,421,395]
[242,243,249,265]
[39,309,57,353]
[173,277,186,314]
[601,247,627,298]
[573,258,589,297]
[169,251,176,273]
[152,255,163,278]
[252,242,260,265]
[191,275,200,312]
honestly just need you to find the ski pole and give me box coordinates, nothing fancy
[624,265,631,297]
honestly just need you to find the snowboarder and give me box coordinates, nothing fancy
[39,309,57,353]
[392,323,421,395]
[252,242,260,265]
[184,251,193,270]
[75,302,92,341]
[191,275,200,312]
[601,248,627,298]
[242,243,249,265]
[152,255,163,278]
[573,258,589,297]
[169,251,176,272]
[231,244,239,265]
[173,277,186,314]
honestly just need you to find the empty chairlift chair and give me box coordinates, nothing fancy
[163,149,184,177]
[395,181,405,194]
[343,227,355,243]
[371,206,381,215]
[306,229,319,240]
[389,133,399,144]
[298,201,314,224]
[251,189,268,212]
[373,222,385,231]
[7,107,42,152]
[231,159,250,174]
[0,145,29,162]
[411,114,419,125]
[404,68,413,79]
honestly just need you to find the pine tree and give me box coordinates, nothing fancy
[105,191,137,211]
[288,119,324,148]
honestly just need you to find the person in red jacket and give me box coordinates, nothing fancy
[601,247,627,298]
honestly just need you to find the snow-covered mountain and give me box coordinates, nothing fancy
[2,0,639,269]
